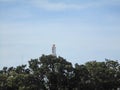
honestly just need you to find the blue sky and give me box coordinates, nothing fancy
[0,0,120,69]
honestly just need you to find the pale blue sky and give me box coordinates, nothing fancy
[0,0,120,69]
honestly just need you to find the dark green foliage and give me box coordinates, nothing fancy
[0,55,120,90]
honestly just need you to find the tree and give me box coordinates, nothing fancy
[104,59,120,90]
[85,61,107,90]
[39,55,74,90]
[0,55,120,90]
[74,63,91,90]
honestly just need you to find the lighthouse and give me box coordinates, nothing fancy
[52,44,56,56]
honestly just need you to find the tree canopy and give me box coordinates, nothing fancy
[0,55,120,90]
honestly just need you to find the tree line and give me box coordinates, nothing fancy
[0,55,120,90]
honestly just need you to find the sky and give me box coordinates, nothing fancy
[0,0,120,69]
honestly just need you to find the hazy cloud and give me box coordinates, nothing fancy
[29,0,83,11]
[0,0,120,68]
[0,0,120,11]
[0,0,16,2]
[29,0,120,11]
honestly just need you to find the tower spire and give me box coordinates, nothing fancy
[52,44,56,56]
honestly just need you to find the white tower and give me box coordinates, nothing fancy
[52,44,56,56]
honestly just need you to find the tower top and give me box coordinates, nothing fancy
[52,44,56,56]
